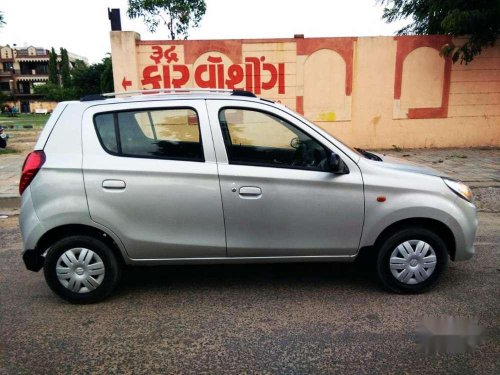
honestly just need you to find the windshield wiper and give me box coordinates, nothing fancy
[355,148,383,162]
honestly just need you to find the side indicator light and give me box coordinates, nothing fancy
[377,196,386,202]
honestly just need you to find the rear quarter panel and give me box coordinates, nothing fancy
[34,103,69,150]
[29,103,91,236]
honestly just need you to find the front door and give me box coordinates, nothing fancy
[82,100,226,259]
[207,100,364,258]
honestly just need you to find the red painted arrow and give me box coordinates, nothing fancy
[122,77,132,90]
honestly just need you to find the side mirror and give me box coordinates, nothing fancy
[328,153,349,174]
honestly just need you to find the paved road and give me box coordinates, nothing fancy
[0,211,499,374]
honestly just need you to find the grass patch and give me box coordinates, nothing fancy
[0,148,19,154]
[0,113,49,129]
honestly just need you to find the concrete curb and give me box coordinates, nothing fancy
[0,196,20,209]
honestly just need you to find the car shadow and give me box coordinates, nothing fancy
[114,260,382,298]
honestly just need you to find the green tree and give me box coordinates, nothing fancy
[378,0,500,63]
[33,82,76,101]
[72,57,114,98]
[60,48,71,88]
[71,60,101,98]
[48,48,59,84]
[127,0,207,39]
[0,11,6,28]
[100,55,114,93]
[36,56,115,101]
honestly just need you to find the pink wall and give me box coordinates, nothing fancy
[110,32,500,148]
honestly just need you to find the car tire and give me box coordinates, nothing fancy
[376,227,448,293]
[43,235,121,304]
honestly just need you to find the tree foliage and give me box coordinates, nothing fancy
[378,0,500,63]
[72,59,109,98]
[35,56,115,101]
[33,82,75,102]
[60,48,71,88]
[48,48,58,84]
[100,55,114,93]
[0,11,6,28]
[127,0,207,39]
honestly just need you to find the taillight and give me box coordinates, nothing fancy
[19,150,46,195]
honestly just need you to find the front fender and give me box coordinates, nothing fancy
[360,192,467,251]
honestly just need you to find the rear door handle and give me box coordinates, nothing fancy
[239,186,262,197]
[102,179,126,190]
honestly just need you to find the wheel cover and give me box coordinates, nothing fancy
[56,248,105,293]
[389,240,437,285]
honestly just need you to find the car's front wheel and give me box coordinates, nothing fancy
[43,235,121,303]
[376,227,448,293]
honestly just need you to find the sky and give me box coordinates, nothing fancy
[0,0,408,63]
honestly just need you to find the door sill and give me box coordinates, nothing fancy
[127,254,356,266]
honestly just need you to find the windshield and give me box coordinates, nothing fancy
[286,110,386,161]
[290,110,364,156]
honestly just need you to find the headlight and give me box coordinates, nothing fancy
[443,178,473,202]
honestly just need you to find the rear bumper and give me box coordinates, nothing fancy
[19,187,45,251]
[20,187,45,272]
[22,249,44,272]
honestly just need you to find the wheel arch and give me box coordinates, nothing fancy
[36,224,126,265]
[361,217,456,261]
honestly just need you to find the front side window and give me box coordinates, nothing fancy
[219,108,330,171]
[94,108,203,162]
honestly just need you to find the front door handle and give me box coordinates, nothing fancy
[239,186,262,197]
[102,179,126,190]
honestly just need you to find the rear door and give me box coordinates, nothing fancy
[206,99,365,258]
[82,99,226,260]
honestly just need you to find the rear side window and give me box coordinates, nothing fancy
[94,108,204,162]
[94,114,117,153]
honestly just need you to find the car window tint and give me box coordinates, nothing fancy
[94,108,204,162]
[94,113,118,153]
[219,108,330,171]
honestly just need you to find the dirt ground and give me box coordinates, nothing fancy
[1,128,41,154]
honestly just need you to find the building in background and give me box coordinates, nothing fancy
[0,45,88,113]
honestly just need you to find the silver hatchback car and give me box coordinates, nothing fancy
[19,89,477,303]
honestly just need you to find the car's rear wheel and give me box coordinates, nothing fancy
[44,235,121,303]
[376,227,448,293]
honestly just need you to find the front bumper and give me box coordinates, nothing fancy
[451,196,478,261]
